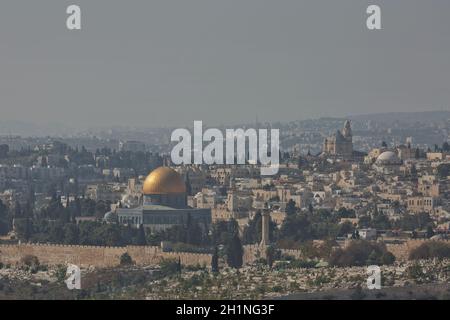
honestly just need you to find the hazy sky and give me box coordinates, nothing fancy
[1,0,450,128]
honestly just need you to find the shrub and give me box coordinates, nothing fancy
[119,252,133,266]
[409,241,450,260]
[251,258,266,267]
[307,273,331,287]
[20,255,40,273]
[160,258,181,276]
[55,265,67,282]
[329,241,395,267]
[405,263,428,284]
[290,259,317,269]
[184,264,206,272]
[274,259,317,270]
[273,285,283,292]
[380,252,396,265]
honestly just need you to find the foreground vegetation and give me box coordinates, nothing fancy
[0,255,449,300]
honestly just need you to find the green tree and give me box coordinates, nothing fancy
[211,221,234,245]
[371,212,391,230]
[329,241,395,267]
[15,217,32,242]
[437,163,450,178]
[406,263,427,284]
[285,199,297,215]
[120,252,133,266]
[63,223,79,244]
[211,246,219,273]
[242,211,262,244]
[367,250,379,265]
[278,213,313,242]
[14,201,22,218]
[136,224,147,245]
[426,225,435,239]
[380,251,396,265]
[337,207,356,218]
[160,258,181,276]
[358,215,371,228]
[338,221,355,237]
[226,233,243,269]
[266,246,276,268]
[409,241,450,260]
[0,200,12,235]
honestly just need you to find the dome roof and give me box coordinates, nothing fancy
[376,151,400,164]
[142,166,186,195]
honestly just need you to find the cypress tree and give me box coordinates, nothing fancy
[226,233,243,269]
[137,224,147,245]
[211,246,219,273]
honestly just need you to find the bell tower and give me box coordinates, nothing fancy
[343,120,352,138]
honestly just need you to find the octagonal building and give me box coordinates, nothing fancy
[117,166,211,232]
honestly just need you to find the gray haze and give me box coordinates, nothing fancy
[1,0,450,128]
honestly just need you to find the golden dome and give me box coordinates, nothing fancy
[142,166,186,195]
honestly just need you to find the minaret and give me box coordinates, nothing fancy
[260,210,270,246]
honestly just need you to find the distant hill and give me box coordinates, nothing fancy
[348,111,450,124]
[0,120,77,137]
[2,110,449,137]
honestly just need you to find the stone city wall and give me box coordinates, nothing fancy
[279,248,305,260]
[242,244,264,265]
[0,243,212,268]
[244,239,450,264]
[385,239,450,261]
[1,239,448,269]
[243,244,305,265]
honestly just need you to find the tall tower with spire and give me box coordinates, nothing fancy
[342,120,352,138]
[322,120,353,159]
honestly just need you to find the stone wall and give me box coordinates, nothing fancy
[2,239,447,269]
[0,244,212,268]
[279,248,305,260]
[244,239,450,264]
[243,244,305,265]
[242,244,264,265]
[385,239,450,261]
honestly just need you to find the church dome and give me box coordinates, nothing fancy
[376,151,401,165]
[142,166,186,195]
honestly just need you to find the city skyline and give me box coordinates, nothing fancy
[0,1,450,302]
[1,109,449,138]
